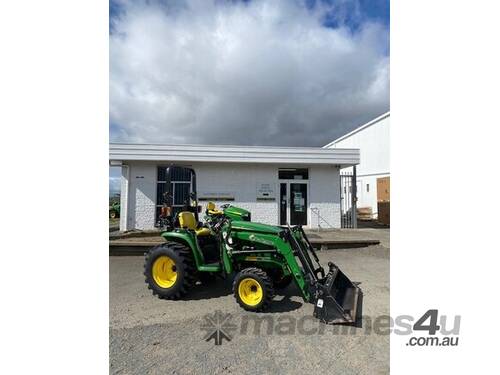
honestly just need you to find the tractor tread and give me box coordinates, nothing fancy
[233,267,274,312]
[144,242,196,300]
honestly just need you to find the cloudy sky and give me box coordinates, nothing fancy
[109,0,389,193]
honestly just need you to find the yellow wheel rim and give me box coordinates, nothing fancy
[238,278,263,306]
[152,256,177,288]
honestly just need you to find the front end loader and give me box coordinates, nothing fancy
[144,165,361,324]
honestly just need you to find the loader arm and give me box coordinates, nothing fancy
[225,221,360,323]
[282,225,361,324]
[227,229,311,298]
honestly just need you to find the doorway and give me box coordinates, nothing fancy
[279,182,308,226]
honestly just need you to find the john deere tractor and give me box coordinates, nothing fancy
[144,165,361,324]
[109,202,120,219]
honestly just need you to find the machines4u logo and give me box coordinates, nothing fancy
[400,309,461,347]
[200,311,237,346]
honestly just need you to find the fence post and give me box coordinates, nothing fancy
[351,166,357,228]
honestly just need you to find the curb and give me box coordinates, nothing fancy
[109,238,380,255]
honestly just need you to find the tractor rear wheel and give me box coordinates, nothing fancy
[233,268,274,312]
[144,242,196,299]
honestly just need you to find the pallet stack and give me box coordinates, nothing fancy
[357,207,373,221]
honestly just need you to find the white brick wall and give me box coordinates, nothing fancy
[121,162,342,231]
[122,163,157,231]
[309,165,341,228]
[119,165,129,231]
[195,163,279,226]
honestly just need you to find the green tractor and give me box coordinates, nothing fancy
[109,202,120,219]
[144,166,361,324]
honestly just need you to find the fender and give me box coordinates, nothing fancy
[161,230,205,269]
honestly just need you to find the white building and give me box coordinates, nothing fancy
[324,112,390,219]
[110,144,359,231]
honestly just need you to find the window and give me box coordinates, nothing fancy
[278,168,309,180]
[156,166,192,223]
[366,184,370,192]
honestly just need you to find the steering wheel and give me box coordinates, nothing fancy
[210,214,228,234]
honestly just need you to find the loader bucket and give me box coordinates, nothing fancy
[313,262,361,324]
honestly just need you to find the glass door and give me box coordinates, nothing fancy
[279,182,308,226]
[290,183,307,225]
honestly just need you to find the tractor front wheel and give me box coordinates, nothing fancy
[144,242,196,299]
[233,268,274,312]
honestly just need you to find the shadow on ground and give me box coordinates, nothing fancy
[266,295,303,313]
[183,278,304,313]
[185,279,233,300]
[356,220,389,229]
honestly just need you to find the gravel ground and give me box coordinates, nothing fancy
[110,231,389,374]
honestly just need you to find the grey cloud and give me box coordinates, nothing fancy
[110,0,389,146]
[109,176,121,195]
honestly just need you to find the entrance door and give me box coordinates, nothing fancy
[290,183,307,225]
[279,182,308,226]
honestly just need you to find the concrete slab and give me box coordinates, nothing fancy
[109,228,384,255]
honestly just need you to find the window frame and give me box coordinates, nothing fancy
[278,168,309,180]
[155,166,193,223]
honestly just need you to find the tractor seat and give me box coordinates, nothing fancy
[178,211,211,236]
[206,201,224,215]
[195,227,211,236]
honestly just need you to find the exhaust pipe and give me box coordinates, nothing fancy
[313,262,361,324]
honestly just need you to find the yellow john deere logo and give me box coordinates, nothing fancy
[248,234,273,246]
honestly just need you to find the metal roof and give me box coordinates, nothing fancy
[323,111,390,148]
[110,143,359,166]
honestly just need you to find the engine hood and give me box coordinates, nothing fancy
[223,205,251,221]
[230,220,283,235]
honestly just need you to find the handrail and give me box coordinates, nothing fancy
[310,207,333,232]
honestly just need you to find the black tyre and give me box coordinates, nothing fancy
[144,242,196,299]
[233,267,274,312]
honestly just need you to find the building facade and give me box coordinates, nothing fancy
[324,112,390,219]
[110,144,359,231]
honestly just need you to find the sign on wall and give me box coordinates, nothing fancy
[198,191,235,201]
[256,182,276,201]
[293,191,304,212]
